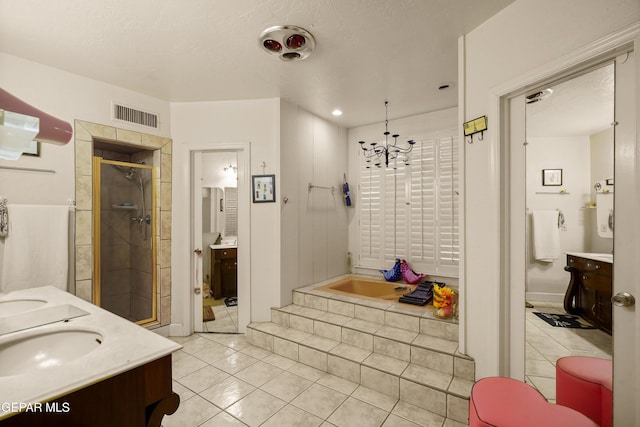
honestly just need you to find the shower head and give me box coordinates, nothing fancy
[111,164,137,180]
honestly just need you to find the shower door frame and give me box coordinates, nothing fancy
[92,157,158,325]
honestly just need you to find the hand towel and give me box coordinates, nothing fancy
[0,205,69,293]
[532,210,560,262]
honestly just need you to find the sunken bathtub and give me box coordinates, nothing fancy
[315,276,424,307]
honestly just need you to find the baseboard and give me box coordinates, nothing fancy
[525,292,564,304]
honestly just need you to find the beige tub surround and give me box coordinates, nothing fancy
[0,286,181,421]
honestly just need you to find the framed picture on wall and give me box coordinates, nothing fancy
[542,169,562,186]
[252,174,275,203]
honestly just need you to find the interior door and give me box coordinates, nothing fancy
[612,48,639,425]
[192,151,204,332]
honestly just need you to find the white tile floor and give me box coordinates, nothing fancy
[204,301,239,333]
[524,302,612,403]
[166,301,611,426]
[164,333,466,427]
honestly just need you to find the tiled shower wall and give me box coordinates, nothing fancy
[98,160,153,322]
[74,120,173,327]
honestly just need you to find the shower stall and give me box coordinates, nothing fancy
[93,158,156,324]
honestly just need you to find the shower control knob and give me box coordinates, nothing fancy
[611,292,635,307]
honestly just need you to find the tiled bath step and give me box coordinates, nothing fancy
[247,321,472,424]
[246,282,475,424]
[270,305,473,378]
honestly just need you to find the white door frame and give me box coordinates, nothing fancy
[172,141,251,337]
[495,23,639,423]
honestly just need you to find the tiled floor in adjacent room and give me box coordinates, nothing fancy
[164,333,462,427]
[525,302,612,403]
[204,301,239,333]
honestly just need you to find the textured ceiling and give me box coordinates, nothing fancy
[527,64,614,138]
[0,0,515,127]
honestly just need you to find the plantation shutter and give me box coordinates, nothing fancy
[358,160,383,266]
[409,138,437,270]
[357,130,459,276]
[437,136,459,272]
[383,162,407,265]
[224,187,238,236]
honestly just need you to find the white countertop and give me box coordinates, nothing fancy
[566,252,613,263]
[0,286,181,419]
[210,243,237,250]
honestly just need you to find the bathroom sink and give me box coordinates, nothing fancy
[0,299,47,316]
[0,328,103,376]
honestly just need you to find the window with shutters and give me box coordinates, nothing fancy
[357,130,459,277]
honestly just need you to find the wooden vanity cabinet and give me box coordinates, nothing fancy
[564,254,612,334]
[211,248,237,299]
[1,355,179,427]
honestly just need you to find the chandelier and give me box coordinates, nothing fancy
[359,101,415,168]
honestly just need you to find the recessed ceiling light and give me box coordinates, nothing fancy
[259,25,316,61]
[332,109,343,116]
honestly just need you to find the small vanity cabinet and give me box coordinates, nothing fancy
[211,247,237,299]
[564,254,612,334]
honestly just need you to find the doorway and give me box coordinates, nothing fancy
[187,143,250,335]
[504,41,639,422]
[198,151,239,333]
[523,64,614,400]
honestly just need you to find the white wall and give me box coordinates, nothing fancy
[462,0,639,378]
[588,128,614,253]
[280,101,349,305]
[525,136,590,301]
[0,53,171,206]
[170,98,281,325]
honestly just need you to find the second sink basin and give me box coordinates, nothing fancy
[0,328,103,377]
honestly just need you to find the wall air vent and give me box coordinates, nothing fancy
[112,103,159,129]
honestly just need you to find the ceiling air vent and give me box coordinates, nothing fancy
[112,103,159,129]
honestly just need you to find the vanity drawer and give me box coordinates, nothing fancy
[214,248,237,259]
[581,272,611,293]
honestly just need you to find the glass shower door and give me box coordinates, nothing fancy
[93,158,157,324]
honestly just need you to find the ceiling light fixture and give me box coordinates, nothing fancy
[259,25,316,61]
[526,88,554,104]
[359,101,415,168]
[332,109,343,116]
[224,164,237,177]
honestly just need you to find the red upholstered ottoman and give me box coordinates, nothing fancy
[556,356,613,427]
[470,377,598,427]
